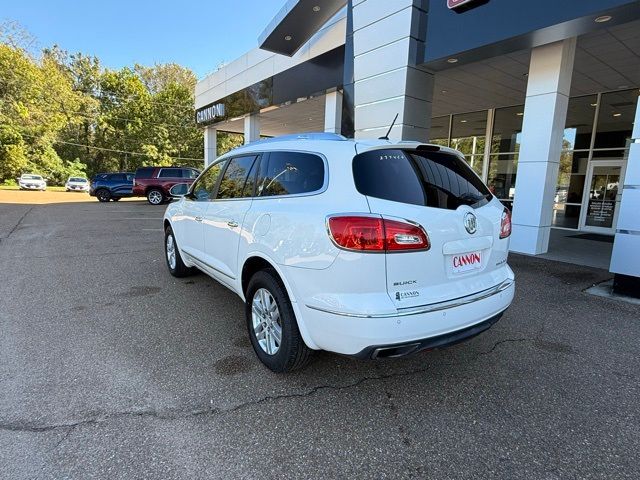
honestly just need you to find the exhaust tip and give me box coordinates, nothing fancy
[372,343,421,359]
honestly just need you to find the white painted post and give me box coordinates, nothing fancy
[352,0,433,141]
[244,114,260,144]
[609,95,640,283]
[510,38,576,255]
[204,127,217,168]
[324,90,343,134]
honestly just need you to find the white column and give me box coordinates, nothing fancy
[610,96,640,284]
[204,127,217,168]
[352,0,433,141]
[510,38,576,255]
[244,114,260,144]
[324,90,343,134]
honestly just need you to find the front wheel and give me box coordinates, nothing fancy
[164,226,196,277]
[147,189,164,205]
[246,270,311,373]
[96,189,111,202]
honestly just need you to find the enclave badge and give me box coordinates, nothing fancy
[464,212,477,234]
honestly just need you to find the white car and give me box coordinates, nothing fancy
[163,133,515,372]
[18,174,47,191]
[65,176,90,192]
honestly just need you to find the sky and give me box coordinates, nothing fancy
[1,0,284,79]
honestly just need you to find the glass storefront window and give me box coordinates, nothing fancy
[430,116,450,146]
[464,154,484,177]
[563,95,597,150]
[450,111,487,156]
[594,89,639,149]
[487,154,518,203]
[552,204,581,229]
[491,105,523,154]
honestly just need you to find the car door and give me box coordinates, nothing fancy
[202,154,260,283]
[176,160,226,262]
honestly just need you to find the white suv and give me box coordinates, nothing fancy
[163,134,515,372]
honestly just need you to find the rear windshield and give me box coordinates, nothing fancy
[353,148,492,209]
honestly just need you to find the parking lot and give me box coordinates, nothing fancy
[1,195,639,479]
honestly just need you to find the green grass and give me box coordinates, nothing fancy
[0,185,68,192]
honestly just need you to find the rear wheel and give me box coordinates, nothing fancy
[96,189,111,202]
[246,270,311,373]
[164,226,195,277]
[147,189,164,205]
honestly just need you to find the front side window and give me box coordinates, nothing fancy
[216,156,258,200]
[258,151,325,197]
[353,148,491,210]
[190,161,225,201]
[158,168,181,178]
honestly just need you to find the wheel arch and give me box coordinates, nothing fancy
[241,253,319,351]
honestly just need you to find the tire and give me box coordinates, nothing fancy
[245,269,311,373]
[164,226,195,277]
[96,189,111,202]
[147,189,164,205]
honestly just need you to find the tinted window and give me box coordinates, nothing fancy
[217,156,258,200]
[125,173,134,182]
[110,174,126,182]
[135,167,155,179]
[258,151,324,197]
[353,148,491,210]
[190,161,225,201]
[158,168,181,178]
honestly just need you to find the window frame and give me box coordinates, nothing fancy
[253,150,329,200]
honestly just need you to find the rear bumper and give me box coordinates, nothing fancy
[295,279,515,356]
[353,311,503,359]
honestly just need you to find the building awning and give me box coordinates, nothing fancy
[258,0,346,56]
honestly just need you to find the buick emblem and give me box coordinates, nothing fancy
[464,212,477,234]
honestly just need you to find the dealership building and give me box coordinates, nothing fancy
[195,0,640,295]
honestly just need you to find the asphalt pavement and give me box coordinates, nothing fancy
[0,197,638,479]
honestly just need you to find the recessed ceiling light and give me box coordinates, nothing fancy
[284,35,292,41]
[516,112,524,116]
[523,73,529,77]
[312,5,321,12]
[441,90,448,94]
[447,58,458,64]
[460,120,467,123]
[613,113,622,117]
[590,103,597,107]
[595,15,612,23]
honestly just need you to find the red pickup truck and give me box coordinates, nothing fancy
[133,166,200,204]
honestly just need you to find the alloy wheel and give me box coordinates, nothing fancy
[251,288,282,355]
[148,190,163,205]
[166,233,176,269]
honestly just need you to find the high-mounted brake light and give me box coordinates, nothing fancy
[500,208,512,239]
[328,216,430,252]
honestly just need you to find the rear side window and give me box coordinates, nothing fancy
[216,156,258,200]
[353,148,491,209]
[135,167,155,179]
[182,168,200,179]
[109,174,126,182]
[258,151,325,197]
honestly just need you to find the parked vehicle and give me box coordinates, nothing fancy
[133,166,200,205]
[18,174,46,191]
[89,172,134,202]
[65,176,90,192]
[162,133,515,373]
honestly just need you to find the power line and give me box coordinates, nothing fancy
[18,132,204,162]
[58,109,197,130]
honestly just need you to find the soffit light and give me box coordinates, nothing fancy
[460,120,467,123]
[284,35,293,41]
[613,113,622,117]
[595,15,612,23]
[516,112,524,116]
[447,58,458,64]
[313,5,321,12]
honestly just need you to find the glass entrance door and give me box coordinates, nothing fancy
[579,160,624,234]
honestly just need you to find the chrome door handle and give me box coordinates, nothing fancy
[195,216,203,222]
[227,221,239,228]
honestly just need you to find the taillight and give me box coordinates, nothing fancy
[328,215,430,252]
[500,208,512,239]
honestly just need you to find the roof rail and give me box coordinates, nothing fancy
[247,132,347,145]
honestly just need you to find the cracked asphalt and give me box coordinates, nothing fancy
[1,198,639,479]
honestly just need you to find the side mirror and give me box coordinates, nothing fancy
[169,183,190,197]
